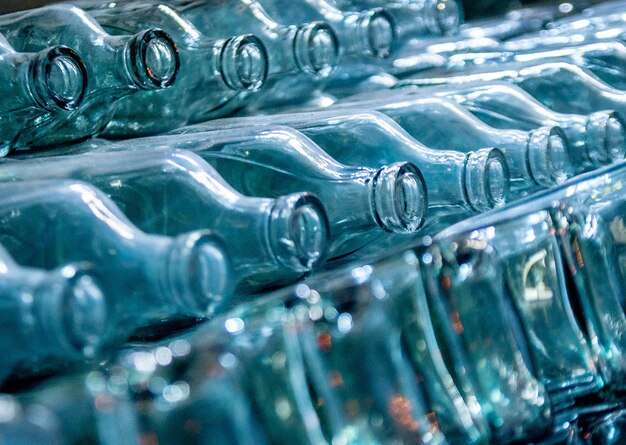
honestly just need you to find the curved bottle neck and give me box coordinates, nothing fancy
[341,8,396,59]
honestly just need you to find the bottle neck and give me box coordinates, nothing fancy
[464,148,509,212]
[293,22,339,77]
[343,8,396,59]
[585,110,626,167]
[526,126,571,187]
[117,28,179,90]
[218,34,268,92]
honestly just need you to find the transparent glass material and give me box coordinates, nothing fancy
[0,149,328,294]
[0,245,108,385]
[544,1,626,36]
[0,35,87,156]
[418,82,626,172]
[72,127,428,261]
[0,4,180,146]
[71,0,269,136]
[338,93,572,195]
[446,41,626,92]
[171,109,509,226]
[0,395,62,445]
[0,179,230,342]
[419,237,552,443]
[400,61,626,123]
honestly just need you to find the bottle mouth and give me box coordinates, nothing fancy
[35,264,109,360]
[356,8,397,59]
[294,22,340,78]
[527,126,572,187]
[220,34,268,92]
[425,0,463,36]
[166,230,231,316]
[371,162,427,233]
[127,28,180,90]
[464,148,510,212]
[30,45,87,111]
[585,110,626,166]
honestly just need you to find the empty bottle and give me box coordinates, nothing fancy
[172,109,509,224]
[0,245,108,385]
[419,236,552,443]
[0,4,180,146]
[70,0,269,136]
[414,82,626,172]
[0,179,230,341]
[338,94,572,195]
[0,149,328,293]
[64,127,428,261]
[0,34,87,155]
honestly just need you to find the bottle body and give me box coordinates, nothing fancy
[0,149,328,293]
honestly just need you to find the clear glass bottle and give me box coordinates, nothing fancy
[339,94,572,195]
[0,149,328,293]
[71,127,428,261]
[0,4,180,146]
[418,236,552,443]
[0,34,87,155]
[0,246,108,385]
[0,179,230,342]
[70,0,269,136]
[173,109,509,225]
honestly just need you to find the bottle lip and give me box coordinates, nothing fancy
[293,21,340,78]
[585,110,626,166]
[527,126,572,187]
[355,8,397,59]
[29,45,88,112]
[126,28,180,90]
[165,230,231,317]
[424,0,463,36]
[371,162,427,233]
[465,148,510,212]
[220,34,268,92]
[34,264,109,360]
[269,192,330,273]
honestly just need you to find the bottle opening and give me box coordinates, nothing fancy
[127,28,179,90]
[357,9,396,59]
[220,34,268,92]
[166,230,231,316]
[36,264,109,360]
[294,22,339,78]
[465,148,509,212]
[372,162,427,233]
[269,193,329,272]
[527,126,571,187]
[427,0,463,36]
[585,110,626,166]
[31,46,87,111]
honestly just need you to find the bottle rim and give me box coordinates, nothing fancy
[30,45,88,112]
[527,126,571,187]
[424,0,463,36]
[356,8,397,59]
[220,34,268,92]
[127,28,180,90]
[465,148,510,212]
[585,110,626,166]
[293,21,340,78]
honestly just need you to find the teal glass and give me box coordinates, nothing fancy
[447,41,626,92]
[0,35,87,155]
[0,4,179,146]
[0,245,108,385]
[338,94,572,195]
[544,1,626,36]
[68,127,428,261]
[399,61,626,122]
[416,82,626,172]
[0,179,230,342]
[0,149,328,294]
[71,0,269,136]
[172,109,509,226]
[0,395,62,445]
[419,237,552,443]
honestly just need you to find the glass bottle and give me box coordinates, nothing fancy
[0,179,230,342]
[418,236,552,443]
[70,0,269,136]
[338,94,573,195]
[0,34,87,155]
[0,4,180,146]
[0,149,328,294]
[417,82,626,172]
[0,246,108,385]
[173,109,509,225]
[399,61,626,121]
[69,127,428,261]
